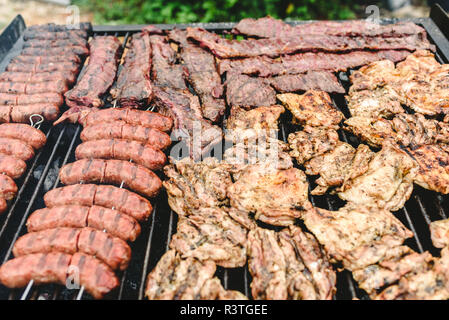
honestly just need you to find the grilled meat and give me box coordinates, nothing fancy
[22,38,88,49]
[163,157,232,216]
[27,205,141,242]
[305,143,374,195]
[21,46,89,57]
[218,50,411,77]
[0,123,46,150]
[64,36,122,110]
[346,86,404,118]
[277,90,344,128]
[288,126,340,165]
[169,29,225,122]
[153,86,222,160]
[25,23,91,33]
[224,105,284,142]
[0,80,68,95]
[145,250,216,300]
[0,174,17,200]
[232,16,427,38]
[13,227,131,271]
[0,71,77,85]
[110,32,153,108]
[226,73,277,108]
[59,159,162,198]
[227,164,312,226]
[266,71,345,94]
[44,184,153,222]
[406,144,449,194]
[0,92,63,106]
[430,219,449,249]
[10,54,81,65]
[0,104,60,123]
[5,61,80,75]
[247,226,336,300]
[80,121,171,150]
[302,204,413,271]
[23,29,88,41]
[186,27,434,59]
[170,207,248,268]
[0,154,26,179]
[200,278,248,300]
[75,139,167,171]
[338,142,416,211]
[0,137,34,161]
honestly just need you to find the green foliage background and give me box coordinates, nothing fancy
[73,0,361,25]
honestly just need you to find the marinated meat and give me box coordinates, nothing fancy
[266,71,345,94]
[277,90,344,128]
[430,219,449,248]
[227,164,311,226]
[302,204,413,271]
[145,250,216,300]
[346,87,404,118]
[163,157,232,216]
[200,278,247,300]
[338,142,416,211]
[226,73,276,108]
[247,226,336,300]
[170,207,248,268]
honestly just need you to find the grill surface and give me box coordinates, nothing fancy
[0,10,448,300]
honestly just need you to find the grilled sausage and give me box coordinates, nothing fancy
[11,104,60,123]
[0,71,77,85]
[0,175,17,200]
[0,252,71,288]
[80,108,173,132]
[75,139,167,170]
[13,227,131,270]
[0,92,63,106]
[10,54,81,65]
[0,198,7,215]
[5,61,80,74]
[0,80,68,94]
[21,46,89,57]
[0,137,34,161]
[44,184,153,221]
[80,121,172,150]
[27,205,141,242]
[0,154,27,179]
[68,252,119,299]
[0,123,47,150]
[59,159,162,198]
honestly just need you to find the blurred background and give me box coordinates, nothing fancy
[0,0,447,30]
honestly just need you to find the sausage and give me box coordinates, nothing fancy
[0,92,63,106]
[80,121,172,150]
[10,104,60,123]
[0,154,27,179]
[13,227,131,271]
[21,46,89,57]
[0,123,47,150]
[0,137,34,161]
[0,252,71,288]
[10,54,81,65]
[5,62,80,74]
[0,174,17,200]
[0,80,68,94]
[80,108,173,132]
[44,184,153,221]
[59,159,162,198]
[27,205,141,242]
[68,252,119,299]
[75,139,167,170]
[0,71,76,85]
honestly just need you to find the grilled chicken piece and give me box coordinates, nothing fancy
[344,116,395,148]
[170,207,249,268]
[430,219,449,248]
[224,138,293,173]
[346,86,404,118]
[407,144,449,194]
[247,226,336,300]
[200,278,248,300]
[145,250,216,300]
[302,204,413,271]
[163,157,232,216]
[396,49,442,76]
[227,164,311,226]
[305,143,374,195]
[349,60,400,92]
[277,90,344,128]
[288,126,340,165]
[224,105,284,142]
[338,142,416,211]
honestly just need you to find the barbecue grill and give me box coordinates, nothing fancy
[0,4,448,300]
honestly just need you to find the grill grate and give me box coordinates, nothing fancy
[0,13,448,300]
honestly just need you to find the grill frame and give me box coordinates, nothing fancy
[0,6,448,300]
